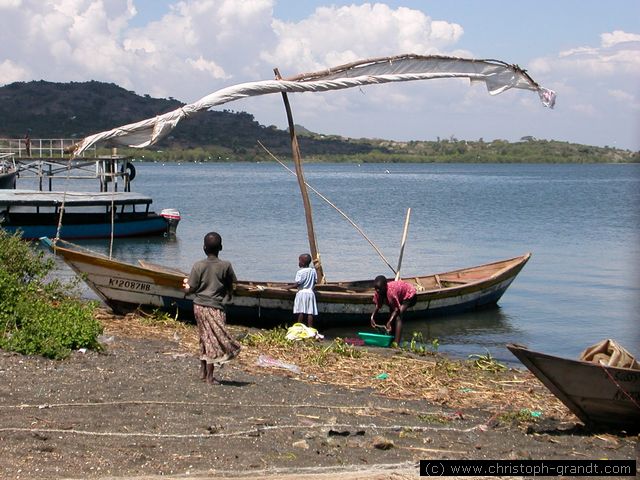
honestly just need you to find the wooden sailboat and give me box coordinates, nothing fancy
[43,54,554,325]
[42,237,530,325]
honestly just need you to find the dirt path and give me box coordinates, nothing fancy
[0,324,637,479]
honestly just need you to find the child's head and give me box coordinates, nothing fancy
[374,275,388,292]
[203,231,222,255]
[298,253,312,268]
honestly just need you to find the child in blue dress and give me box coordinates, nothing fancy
[288,253,317,328]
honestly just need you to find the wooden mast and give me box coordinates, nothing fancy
[274,68,325,283]
[395,208,411,281]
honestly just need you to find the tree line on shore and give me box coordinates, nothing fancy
[112,138,639,164]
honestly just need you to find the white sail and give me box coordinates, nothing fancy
[72,54,556,157]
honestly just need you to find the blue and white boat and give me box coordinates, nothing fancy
[0,189,179,239]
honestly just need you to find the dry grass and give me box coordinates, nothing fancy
[97,308,574,423]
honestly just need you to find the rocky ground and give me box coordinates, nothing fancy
[0,314,637,479]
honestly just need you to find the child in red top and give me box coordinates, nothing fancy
[370,276,417,344]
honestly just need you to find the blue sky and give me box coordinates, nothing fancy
[129,1,640,61]
[1,0,639,150]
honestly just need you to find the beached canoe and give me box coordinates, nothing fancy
[507,344,640,431]
[43,237,530,326]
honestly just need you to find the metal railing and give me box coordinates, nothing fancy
[0,138,97,158]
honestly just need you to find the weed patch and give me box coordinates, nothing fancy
[0,231,102,359]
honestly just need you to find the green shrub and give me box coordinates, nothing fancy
[0,230,102,359]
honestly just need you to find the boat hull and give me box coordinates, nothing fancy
[44,238,530,327]
[0,190,179,239]
[507,344,640,431]
[4,213,170,239]
[0,170,17,189]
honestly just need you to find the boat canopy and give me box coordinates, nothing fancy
[0,189,153,207]
[71,54,556,157]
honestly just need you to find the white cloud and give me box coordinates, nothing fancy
[553,30,640,76]
[608,89,640,111]
[0,59,29,84]
[601,30,640,48]
[0,0,21,7]
[608,89,634,102]
[186,56,229,79]
[571,103,597,116]
[262,3,463,71]
[527,30,640,149]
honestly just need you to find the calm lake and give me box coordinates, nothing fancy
[46,162,640,364]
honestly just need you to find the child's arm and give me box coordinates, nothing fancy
[183,265,200,293]
[285,269,303,290]
[385,307,399,332]
[285,281,300,290]
[370,305,381,328]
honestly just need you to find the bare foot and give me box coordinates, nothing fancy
[205,363,219,384]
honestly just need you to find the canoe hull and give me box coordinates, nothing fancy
[507,344,640,431]
[44,238,530,326]
[105,274,517,325]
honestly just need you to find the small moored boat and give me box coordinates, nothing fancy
[1,190,179,239]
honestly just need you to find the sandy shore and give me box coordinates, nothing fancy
[0,313,637,479]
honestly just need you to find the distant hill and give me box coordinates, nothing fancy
[0,80,637,163]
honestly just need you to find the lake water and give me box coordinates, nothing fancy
[42,161,640,364]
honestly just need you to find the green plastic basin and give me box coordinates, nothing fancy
[357,332,393,347]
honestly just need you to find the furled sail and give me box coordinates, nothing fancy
[71,54,556,157]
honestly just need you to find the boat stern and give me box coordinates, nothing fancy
[160,208,181,236]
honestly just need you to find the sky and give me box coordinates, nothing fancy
[1,0,639,150]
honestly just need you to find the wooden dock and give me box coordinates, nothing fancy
[0,138,133,192]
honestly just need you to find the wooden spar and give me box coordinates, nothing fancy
[395,208,411,281]
[274,68,325,283]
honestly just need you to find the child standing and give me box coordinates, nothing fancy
[289,253,318,328]
[183,232,240,385]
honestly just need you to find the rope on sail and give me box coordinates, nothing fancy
[258,141,396,275]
